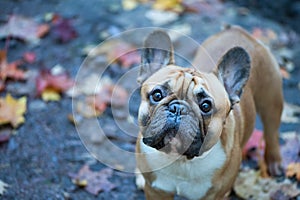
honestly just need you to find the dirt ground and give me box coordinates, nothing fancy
[0,0,299,199]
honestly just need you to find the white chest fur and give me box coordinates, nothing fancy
[139,139,226,200]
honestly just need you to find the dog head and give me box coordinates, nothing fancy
[138,30,250,159]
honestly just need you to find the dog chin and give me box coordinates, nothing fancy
[143,131,203,160]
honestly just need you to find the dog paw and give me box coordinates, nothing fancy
[268,162,284,177]
[135,168,145,190]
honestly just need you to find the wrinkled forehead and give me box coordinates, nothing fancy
[143,65,212,97]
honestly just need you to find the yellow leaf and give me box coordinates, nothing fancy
[153,0,183,12]
[41,88,61,101]
[122,0,138,11]
[0,94,27,128]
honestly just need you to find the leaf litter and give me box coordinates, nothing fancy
[0,50,25,82]
[35,66,74,101]
[69,165,116,195]
[0,15,49,43]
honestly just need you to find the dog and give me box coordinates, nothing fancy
[135,25,283,200]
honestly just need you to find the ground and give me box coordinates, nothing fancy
[0,0,299,199]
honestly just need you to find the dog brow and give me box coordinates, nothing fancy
[195,87,209,99]
[162,81,171,91]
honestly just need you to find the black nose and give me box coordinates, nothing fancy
[169,102,188,115]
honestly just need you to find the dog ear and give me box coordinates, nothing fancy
[137,30,175,84]
[215,47,251,106]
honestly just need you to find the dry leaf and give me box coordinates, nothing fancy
[242,129,265,159]
[286,163,300,181]
[76,101,101,118]
[23,52,36,64]
[88,84,128,113]
[122,0,138,11]
[234,169,300,200]
[106,41,140,68]
[152,0,184,13]
[0,94,27,128]
[69,165,116,195]
[41,88,61,101]
[36,69,74,96]
[51,15,77,43]
[0,180,9,195]
[251,27,278,45]
[280,132,300,169]
[281,102,300,123]
[270,184,300,200]
[0,50,25,82]
[280,68,290,79]
[0,15,49,43]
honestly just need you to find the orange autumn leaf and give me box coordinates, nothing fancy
[87,84,128,115]
[107,41,140,68]
[0,94,27,128]
[0,50,25,81]
[286,163,300,181]
[36,69,74,96]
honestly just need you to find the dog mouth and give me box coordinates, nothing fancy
[142,127,203,159]
[142,100,205,159]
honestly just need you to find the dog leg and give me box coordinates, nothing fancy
[257,81,283,176]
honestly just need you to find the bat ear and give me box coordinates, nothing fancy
[215,47,251,106]
[137,30,175,84]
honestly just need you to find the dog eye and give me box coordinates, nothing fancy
[150,89,164,102]
[200,100,212,113]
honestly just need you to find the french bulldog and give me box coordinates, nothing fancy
[135,25,283,200]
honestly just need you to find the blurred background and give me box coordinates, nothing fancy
[0,0,299,199]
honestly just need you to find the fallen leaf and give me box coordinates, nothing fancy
[0,15,49,43]
[122,0,138,11]
[23,52,36,64]
[36,69,74,96]
[280,132,300,169]
[106,41,140,68]
[76,101,101,118]
[88,84,128,114]
[281,102,300,123]
[234,169,300,200]
[0,180,9,195]
[51,15,77,43]
[117,51,140,68]
[286,163,300,181]
[152,0,184,13]
[242,129,265,160]
[251,27,278,46]
[182,0,223,16]
[41,88,61,101]
[0,94,27,128]
[0,50,25,82]
[280,67,290,79]
[270,182,300,199]
[69,165,116,195]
